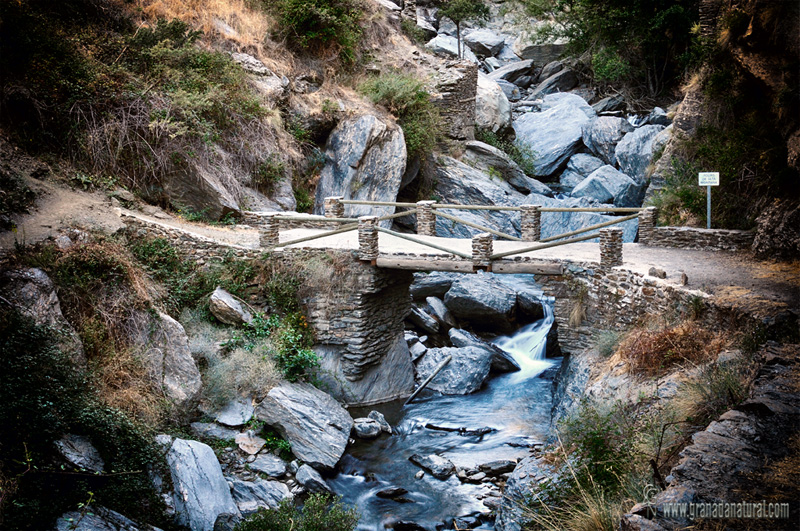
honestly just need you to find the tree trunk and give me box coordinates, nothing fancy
[456,22,462,59]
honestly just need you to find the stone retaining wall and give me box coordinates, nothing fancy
[241,212,344,231]
[648,226,754,251]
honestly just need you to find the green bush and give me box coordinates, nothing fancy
[475,129,538,178]
[360,72,442,158]
[235,493,359,531]
[0,309,170,529]
[270,0,363,64]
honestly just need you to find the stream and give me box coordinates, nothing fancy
[329,300,558,530]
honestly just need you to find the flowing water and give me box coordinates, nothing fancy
[329,300,558,530]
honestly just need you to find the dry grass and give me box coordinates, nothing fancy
[95,346,165,425]
[617,321,724,377]
[204,346,279,408]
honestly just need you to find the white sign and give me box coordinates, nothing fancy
[698,172,720,186]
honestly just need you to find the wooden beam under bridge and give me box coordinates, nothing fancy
[375,258,564,275]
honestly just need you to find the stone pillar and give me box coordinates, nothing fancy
[416,200,437,236]
[472,232,493,270]
[259,215,279,248]
[520,205,541,241]
[599,228,623,268]
[638,207,657,245]
[358,216,379,263]
[324,196,345,218]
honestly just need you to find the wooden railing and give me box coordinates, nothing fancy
[247,198,657,270]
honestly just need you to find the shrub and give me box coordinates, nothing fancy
[595,330,623,358]
[475,128,538,178]
[676,360,753,428]
[235,492,359,531]
[616,321,722,376]
[360,72,442,158]
[270,0,364,64]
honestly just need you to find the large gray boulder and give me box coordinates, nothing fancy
[592,94,626,114]
[513,97,595,177]
[56,506,162,531]
[190,422,239,442]
[462,141,553,196]
[426,296,458,329]
[313,114,406,225]
[497,79,522,102]
[559,153,604,188]
[432,156,526,238]
[538,60,563,81]
[214,397,255,427]
[249,453,287,478]
[296,464,331,493]
[167,438,240,531]
[254,382,353,470]
[487,60,537,86]
[582,116,634,165]
[409,453,456,480]
[464,29,505,57]
[55,434,105,473]
[161,147,241,220]
[449,328,520,373]
[495,456,557,531]
[511,31,567,64]
[522,193,640,242]
[443,274,517,332]
[416,346,493,394]
[476,73,512,134]
[614,124,666,183]
[209,287,252,326]
[410,271,458,300]
[0,268,85,366]
[230,479,291,516]
[540,93,595,117]
[528,68,578,99]
[571,165,641,206]
[135,312,202,410]
[425,34,479,63]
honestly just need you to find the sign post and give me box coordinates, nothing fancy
[698,172,720,229]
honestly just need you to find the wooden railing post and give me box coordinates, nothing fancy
[599,228,623,267]
[259,215,279,247]
[416,200,437,236]
[358,216,379,264]
[324,196,345,218]
[638,206,657,245]
[520,205,541,242]
[472,232,493,271]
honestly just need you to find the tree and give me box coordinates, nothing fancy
[437,0,490,60]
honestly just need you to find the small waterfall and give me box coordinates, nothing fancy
[493,297,555,381]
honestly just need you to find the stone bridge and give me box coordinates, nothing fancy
[118,203,797,406]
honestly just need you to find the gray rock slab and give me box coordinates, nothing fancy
[55,434,105,473]
[572,165,638,206]
[614,124,666,183]
[416,346,493,395]
[476,73,512,134]
[167,438,239,531]
[215,397,255,427]
[56,506,163,531]
[249,453,287,478]
[443,274,517,332]
[296,464,331,493]
[559,153,604,188]
[425,34,479,63]
[528,68,578,99]
[426,296,458,329]
[487,60,536,85]
[229,478,291,516]
[190,423,239,442]
[410,271,458,300]
[582,116,634,165]
[254,382,353,471]
[209,287,252,326]
[408,454,456,480]
[449,328,520,373]
[353,418,382,439]
[464,28,505,57]
[462,141,553,196]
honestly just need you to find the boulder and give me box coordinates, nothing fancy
[408,454,456,480]
[353,418,382,439]
[614,124,666,183]
[464,29,505,57]
[410,271,457,300]
[559,153,604,188]
[487,60,537,86]
[414,14,438,41]
[425,34,479,63]
[571,165,640,206]
[313,334,415,406]
[230,479,291,516]
[528,68,578,99]
[592,95,626,114]
[496,44,521,63]
[752,199,800,259]
[167,438,240,531]
[540,92,595,117]
[190,423,239,442]
[479,459,517,476]
[368,410,392,434]
[497,80,522,102]
[375,0,401,11]
[55,434,105,473]
[476,73,512,134]
[537,60,563,82]
[254,382,353,471]
[214,397,255,427]
[448,328,520,373]
[511,31,567,64]
[444,274,517,331]
[495,456,556,531]
[426,296,458,329]
[295,464,331,493]
[209,287,252,326]
[513,97,594,177]
[581,116,634,165]
[249,453,287,478]
[408,306,440,334]
[522,193,640,242]
[432,156,526,238]
[484,57,501,70]
[235,431,266,455]
[56,506,161,531]
[645,106,670,126]
[0,268,85,366]
[135,312,202,410]
[313,115,407,226]
[415,346,493,394]
[462,141,553,196]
